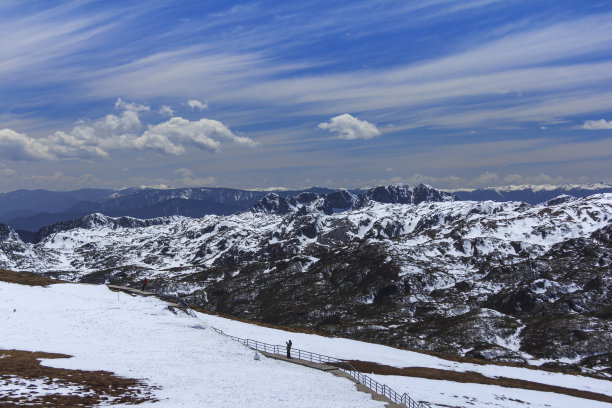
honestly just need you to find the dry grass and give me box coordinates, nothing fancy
[339,360,612,404]
[0,349,157,407]
[0,269,66,287]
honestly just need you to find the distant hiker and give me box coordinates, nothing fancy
[141,278,148,291]
[286,340,292,359]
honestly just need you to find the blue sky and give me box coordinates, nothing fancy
[1,0,611,191]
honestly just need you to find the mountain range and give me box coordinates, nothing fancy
[1,184,610,376]
[1,183,611,241]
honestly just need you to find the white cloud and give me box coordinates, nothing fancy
[501,173,567,186]
[318,114,381,140]
[580,119,612,130]
[0,165,17,177]
[174,168,194,177]
[473,171,499,185]
[159,105,175,117]
[137,117,256,155]
[0,103,256,161]
[503,173,523,184]
[187,99,208,110]
[115,98,150,112]
[0,129,55,160]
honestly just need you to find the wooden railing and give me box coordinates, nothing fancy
[211,327,427,408]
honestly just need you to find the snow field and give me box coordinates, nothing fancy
[370,374,612,408]
[1,282,386,408]
[203,313,612,402]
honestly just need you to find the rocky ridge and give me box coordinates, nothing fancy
[251,184,455,215]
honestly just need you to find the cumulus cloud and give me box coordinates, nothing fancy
[0,129,55,160]
[136,117,256,155]
[115,98,150,112]
[159,105,175,117]
[318,114,381,140]
[580,119,612,130]
[187,99,208,110]
[0,101,256,161]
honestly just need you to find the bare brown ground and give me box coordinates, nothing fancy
[0,269,66,287]
[336,360,612,404]
[0,349,157,407]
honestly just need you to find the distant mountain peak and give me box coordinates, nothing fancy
[0,222,21,242]
[451,183,612,205]
[250,184,455,215]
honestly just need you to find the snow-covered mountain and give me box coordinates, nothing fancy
[250,184,455,214]
[1,187,610,375]
[451,183,612,204]
[3,182,609,235]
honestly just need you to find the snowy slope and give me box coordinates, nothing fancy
[2,280,610,408]
[0,281,385,408]
[208,313,612,408]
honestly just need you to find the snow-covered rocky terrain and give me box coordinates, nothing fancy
[0,187,610,375]
[1,279,610,408]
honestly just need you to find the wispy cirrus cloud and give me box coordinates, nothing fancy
[4,2,611,131]
[73,11,612,131]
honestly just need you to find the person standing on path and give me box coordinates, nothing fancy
[141,278,148,291]
[286,340,292,359]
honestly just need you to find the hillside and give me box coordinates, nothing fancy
[0,278,387,408]
[0,190,610,374]
[1,276,611,408]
